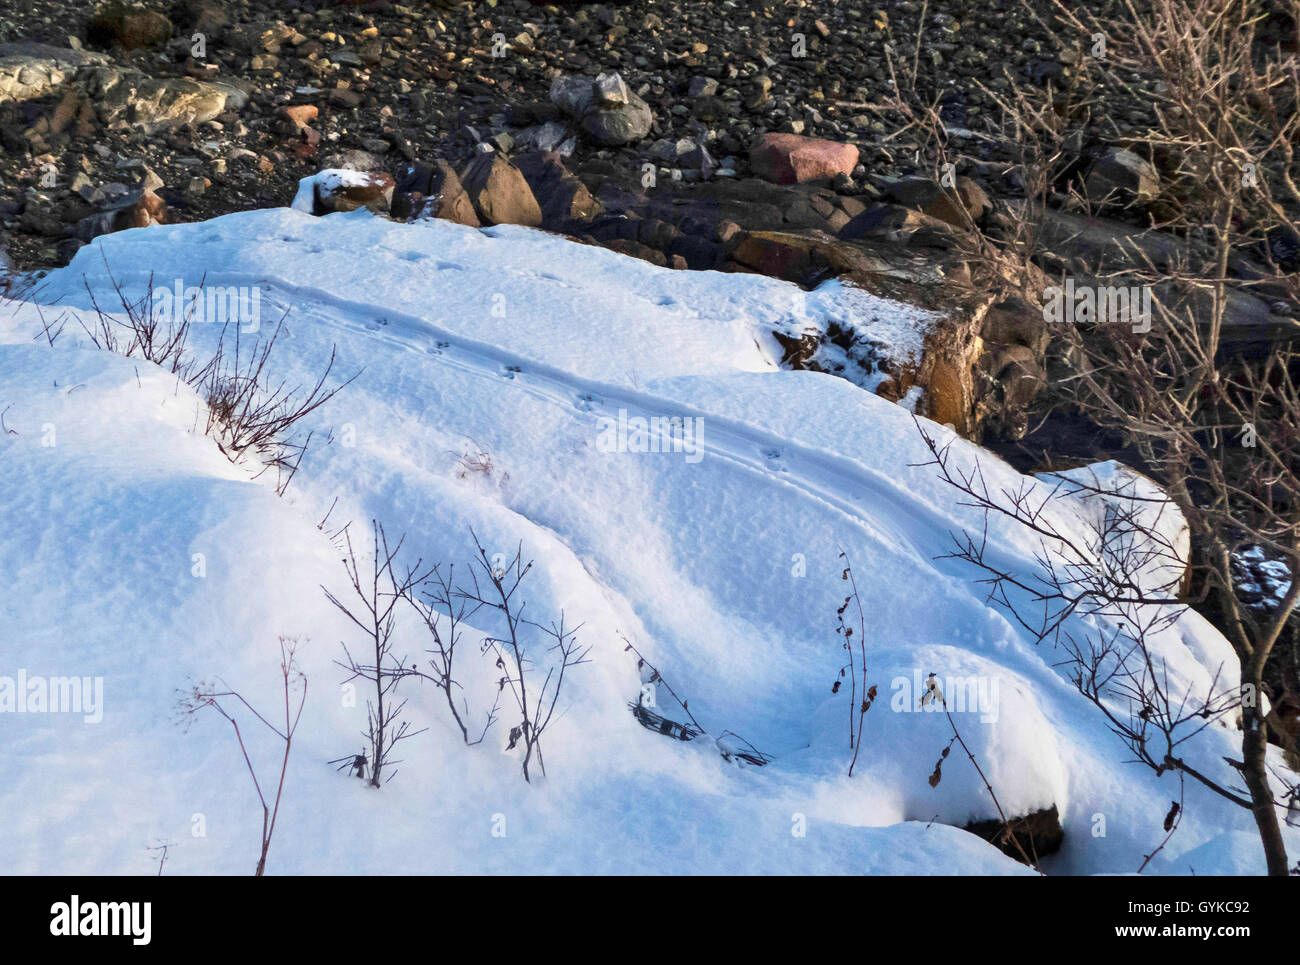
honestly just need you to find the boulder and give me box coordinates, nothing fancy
[749,132,858,185]
[79,66,246,133]
[581,100,653,147]
[0,44,109,104]
[875,175,990,227]
[1008,202,1185,273]
[549,74,594,117]
[840,203,956,247]
[1084,146,1160,205]
[724,224,1050,441]
[1151,278,1300,358]
[728,229,841,284]
[513,151,602,227]
[459,150,543,227]
[514,121,575,156]
[86,2,174,50]
[550,71,654,146]
[392,160,480,227]
[292,170,395,216]
[75,186,167,242]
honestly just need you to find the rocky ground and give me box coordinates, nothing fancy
[0,0,1141,266]
[0,0,1296,452]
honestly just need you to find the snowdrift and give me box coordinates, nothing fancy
[1,208,1293,874]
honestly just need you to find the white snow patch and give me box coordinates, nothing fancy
[0,209,1293,875]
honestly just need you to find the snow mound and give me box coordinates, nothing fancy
[0,207,1293,875]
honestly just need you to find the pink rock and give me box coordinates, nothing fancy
[281,104,319,129]
[749,133,858,185]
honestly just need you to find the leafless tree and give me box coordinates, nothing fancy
[881,0,1300,873]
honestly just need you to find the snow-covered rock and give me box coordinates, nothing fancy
[0,208,1293,875]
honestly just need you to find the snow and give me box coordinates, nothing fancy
[1233,543,1297,612]
[290,168,376,213]
[771,277,940,392]
[1,207,1295,875]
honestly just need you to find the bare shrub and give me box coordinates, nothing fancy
[404,563,500,746]
[63,257,354,494]
[917,419,1298,873]
[178,635,307,876]
[77,253,208,379]
[198,316,355,489]
[457,531,591,783]
[454,442,509,484]
[324,521,430,788]
[832,550,878,776]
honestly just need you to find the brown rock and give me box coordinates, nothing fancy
[75,186,167,241]
[429,161,481,227]
[513,151,602,227]
[459,151,543,228]
[749,133,858,185]
[394,160,481,227]
[86,2,173,51]
[314,171,395,215]
[878,176,989,228]
[715,220,742,243]
[956,178,991,222]
[281,104,318,129]
[329,88,364,109]
[729,230,821,281]
[839,204,954,244]
[925,357,969,434]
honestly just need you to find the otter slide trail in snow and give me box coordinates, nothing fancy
[2,206,1294,875]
